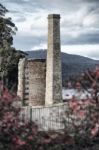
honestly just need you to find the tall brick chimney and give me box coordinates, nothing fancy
[45,14,62,105]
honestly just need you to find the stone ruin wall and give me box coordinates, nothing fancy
[17,58,46,106]
[17,14,62,106]
[17,58,26,103]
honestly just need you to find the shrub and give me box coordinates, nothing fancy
[0,65,99,150]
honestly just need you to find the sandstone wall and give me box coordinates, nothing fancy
[17,58,26,105]
[17,58,46,106]
[45,14,62,105]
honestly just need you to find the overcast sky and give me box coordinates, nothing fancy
[1,0,99,59]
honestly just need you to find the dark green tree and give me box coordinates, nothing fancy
[0,3,16,48]
[0,3,26,91]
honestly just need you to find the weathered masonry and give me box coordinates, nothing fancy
[17,58,46,106]
[17,14,62,106]
[45,14,62,105]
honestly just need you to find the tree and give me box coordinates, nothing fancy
[0,3,16,48]
[0,47,26,91]
[0,3,26,91]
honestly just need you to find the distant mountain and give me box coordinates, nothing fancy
[26,50,99,86]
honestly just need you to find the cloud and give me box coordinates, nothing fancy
[88,50,99,59]
[13,34,47,51]
[61,44,99,60]
[84,0,99,3]
[62,31,99,45]
[1,0,99,59]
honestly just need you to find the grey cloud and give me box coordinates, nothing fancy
[1,0,43,13]
[14,31,99,50]
[13,35,46,51]
[2,0,98,16]
[88,50,99,59]
[15,16,26,22]
[2,0,29,5]
[10,10,20,14]
[62,33,99,45]
[1,0,99,56]
[1,0,82,13]
[84,0,99,2]
[62,5,99,27]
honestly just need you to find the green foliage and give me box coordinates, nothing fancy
[0,3,17,47]
[0,3,26,90]
[0,47,26,90]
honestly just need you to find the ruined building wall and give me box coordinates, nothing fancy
[17,59,46,106]
[17,58,26,104]
[17,13,62,106]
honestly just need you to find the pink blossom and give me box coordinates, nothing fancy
[13,136,26,145]
[42,138,51,144]
[3,89,12,100]
[69,100,80,111]
[17,139,26,145]
[78,100,84,105]
[28,135,33,140]
[77,111,85,119]
[84,100,91,106]
[91,127,99,137]
[32,126,38,134]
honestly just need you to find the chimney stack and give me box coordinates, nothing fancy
[45,14,62,105]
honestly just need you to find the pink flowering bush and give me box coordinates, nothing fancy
[63,65,99,147]
[0,84,39,150]
[62,95,99,148]
[0,83,77,150]
[0,66,99,150]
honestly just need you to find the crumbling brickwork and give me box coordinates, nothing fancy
[17,59,46,106]
[17,14,62,106]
